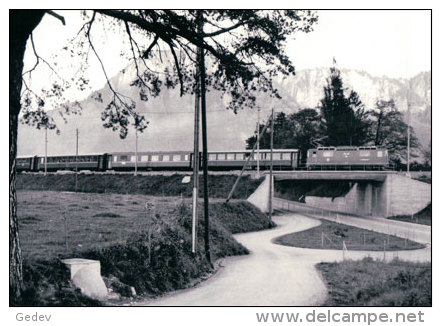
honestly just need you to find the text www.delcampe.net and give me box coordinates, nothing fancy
[256,310,425,325]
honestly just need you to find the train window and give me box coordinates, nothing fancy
[377,151,383,157]
[120,155,129,161]
[141,155,148,162]
[162,155,170,162]
[209,154,217,160]
[173,155,181,161]
[151,155,159,162]
[184,155,189,161]
[130,156,136,162]
[281,153,291,160]
[226,153,235,160]
[359,151,370,157]
[113,156,118,162]
[322,151,334,157]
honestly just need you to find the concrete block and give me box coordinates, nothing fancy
[63,258,108,299]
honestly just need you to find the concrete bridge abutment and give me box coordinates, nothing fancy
[248,171,431,218]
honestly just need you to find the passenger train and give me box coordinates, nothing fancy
[16,146,390,173]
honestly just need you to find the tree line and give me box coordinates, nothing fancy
[246,63,428,168]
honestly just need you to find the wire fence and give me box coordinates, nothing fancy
[273,197,344,221]
[272,197,428,260]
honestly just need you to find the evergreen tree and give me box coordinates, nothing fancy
[319,62,370,146]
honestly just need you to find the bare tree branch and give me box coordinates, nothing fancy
[166,41,184,96]
[46,10,66,25]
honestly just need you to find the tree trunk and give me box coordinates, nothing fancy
[9,9,45,303]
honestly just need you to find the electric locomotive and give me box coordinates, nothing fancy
[306,146,389,170]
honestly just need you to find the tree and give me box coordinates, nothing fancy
[368,99,420,163]
[319,61,370,146]
[290,109,322,163]
[423,140,431,168]
[10,9,318,302]
[245,108,321,163]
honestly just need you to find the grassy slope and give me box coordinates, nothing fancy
[15,191,273,306]
[273,219,424,251]
[388,204,432,226]
[317,257,431,306]
[16,173,263,199]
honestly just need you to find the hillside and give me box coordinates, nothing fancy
[17,65,431,158]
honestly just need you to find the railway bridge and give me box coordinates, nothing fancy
[247,171,431,218]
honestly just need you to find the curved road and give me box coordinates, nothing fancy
[132,213,431,306]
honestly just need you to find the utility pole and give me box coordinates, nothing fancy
[225,114,271,203]
[135,130,138,176]
[198,11,212,266]
[192,45,201,254]
[256,108,260,178]
[44,127,48,176]
[75,128,79,192]
[268,108,274,224]
[406,98,411,177]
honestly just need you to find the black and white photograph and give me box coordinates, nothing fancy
[7,5,436,325]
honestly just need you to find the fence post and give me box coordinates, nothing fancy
[321,232,324,248]
[342,241,346,260]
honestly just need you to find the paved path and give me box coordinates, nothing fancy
[132,214,431,306]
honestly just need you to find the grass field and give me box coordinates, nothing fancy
[317,257,431,306]
[273,219,424,251]
[15,190,274,306]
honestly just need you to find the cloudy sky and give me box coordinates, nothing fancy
[23,10,431,101]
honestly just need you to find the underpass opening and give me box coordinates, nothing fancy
[274,179,354,203]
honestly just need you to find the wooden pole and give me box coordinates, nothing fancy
[192,46,201,254]
[268,108,274,223]
[198,12,212,266]
[75,128,78,192]
[225,117,271,203]
[135,130,138,176]
[257,108,260,178]
[44,127,47,176]
[406,98,411,176]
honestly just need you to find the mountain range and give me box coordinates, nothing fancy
[17,65,431,159]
